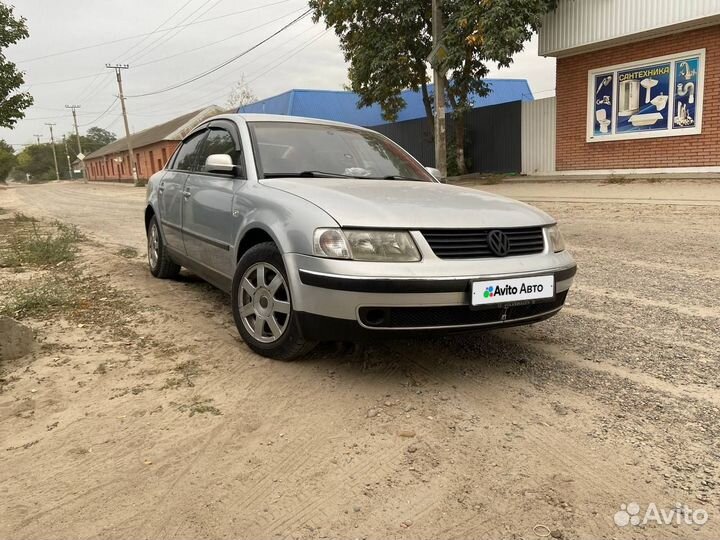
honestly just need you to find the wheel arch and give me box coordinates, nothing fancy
[144,205,156,233]
[236,226,279,263]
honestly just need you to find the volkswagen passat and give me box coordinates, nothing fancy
[145,114,576,360]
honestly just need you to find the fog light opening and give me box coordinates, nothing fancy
[364,309,387,327]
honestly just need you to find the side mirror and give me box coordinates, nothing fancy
[205,154,236,175]
[425,166,445,183]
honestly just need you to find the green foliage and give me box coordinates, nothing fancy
[15,143,64,181]
[0,4,33,128]
[64,126,117,160]
[0,140,16,181]
[13,124,116,181]
[1,217,82,268]
[85,127,117,148]
[310,0,556,173]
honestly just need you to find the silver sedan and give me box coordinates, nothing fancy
[145,114,576,359]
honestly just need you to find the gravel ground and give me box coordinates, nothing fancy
[0,179,718,540]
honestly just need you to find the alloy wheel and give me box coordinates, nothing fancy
[238,262,291,343]
[148,222,159,269]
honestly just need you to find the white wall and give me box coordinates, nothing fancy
[521,98,556,175]
[539,0,720,57]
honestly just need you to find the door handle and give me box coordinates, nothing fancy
[158,182,165,194]
[182,189,191,199]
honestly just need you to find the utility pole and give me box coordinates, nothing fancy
[63,135,73,180]
[65,104,83,155]
[33,134,42,145]
[431,0,447,179]
[45,123,60,181]
[66,104,87,182]
[106,64,138,182]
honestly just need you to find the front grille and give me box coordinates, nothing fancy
[421,227,545,259]
[359,291,568,329]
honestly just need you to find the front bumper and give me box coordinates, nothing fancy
[283,250,577,340]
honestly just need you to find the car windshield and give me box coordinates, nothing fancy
[249,121,435,182]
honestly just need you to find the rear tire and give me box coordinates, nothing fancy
[231,242,315,360]
[147,215,181,279]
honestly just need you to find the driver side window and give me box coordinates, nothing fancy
[197,128,243,177]
[172,130,207,172]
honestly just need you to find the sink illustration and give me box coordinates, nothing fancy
[640,78,658,103]
[650,93,669,111]
[628,112,663,127]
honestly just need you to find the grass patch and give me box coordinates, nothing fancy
[0,279,77,319]
[174,397,221,417]
[117,246,139,259]
[13,211,37,223]
[1,219,83,268]
[604,175,634,185]
[162,359,200,389]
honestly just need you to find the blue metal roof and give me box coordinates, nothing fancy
[238,80,533,126]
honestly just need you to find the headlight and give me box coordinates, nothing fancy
[546,224,566,253]
[313,229,421,262]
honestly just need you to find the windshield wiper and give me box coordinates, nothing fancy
[381,175,422,181]
[263,171,362,179]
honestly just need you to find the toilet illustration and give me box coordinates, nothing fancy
[596,109,611,133]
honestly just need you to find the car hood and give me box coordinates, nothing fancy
[260,178,553,228]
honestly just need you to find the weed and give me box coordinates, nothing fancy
[604,175,633,185]
[174,397,221,417]
[1,279,76,319]
[161,359,200,389]
[117,246,138,259]
[1,220,82,267]
[13,212,36,223]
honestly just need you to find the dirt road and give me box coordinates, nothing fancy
[1,180,719,539]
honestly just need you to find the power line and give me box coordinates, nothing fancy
[127,9,311,98]
[127,22,319,118]
[17,0,295,64]
[132,7,307,70]
[246,28,329,86]
[77,97,119,127]
[116,0,196,61]
[19,4,305,89]
[128,0,222,64]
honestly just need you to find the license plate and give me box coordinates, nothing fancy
[471,275,554,306]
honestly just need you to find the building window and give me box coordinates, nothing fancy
[161,147,167,165]
[149,150,155,173]
[588,49,704,142]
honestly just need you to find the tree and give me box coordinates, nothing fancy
[15,143,67,182]
[0,4,33,128]
[310,0,556,174]
[85,127,117,148]
[0,140,15,182]
[63,126,117,161]
[226,76,257,111]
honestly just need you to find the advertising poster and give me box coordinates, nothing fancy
[593,73,613,136]
[615,62,671,133]
[673,57,699,129]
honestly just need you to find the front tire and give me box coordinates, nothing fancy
[147,215,181,279]
[231,242,315,360]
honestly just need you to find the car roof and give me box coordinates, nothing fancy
[204,113,372,132]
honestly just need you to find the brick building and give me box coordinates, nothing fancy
[84,106,221,182]
[538,0,720,174]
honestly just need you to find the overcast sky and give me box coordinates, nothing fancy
[3,0,556,149]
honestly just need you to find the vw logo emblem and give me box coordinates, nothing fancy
[487,230,510,257]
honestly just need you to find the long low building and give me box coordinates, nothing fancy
[84,106,221,182]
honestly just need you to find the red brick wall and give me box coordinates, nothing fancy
[556,25,720,171]
[86,140,179,182]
